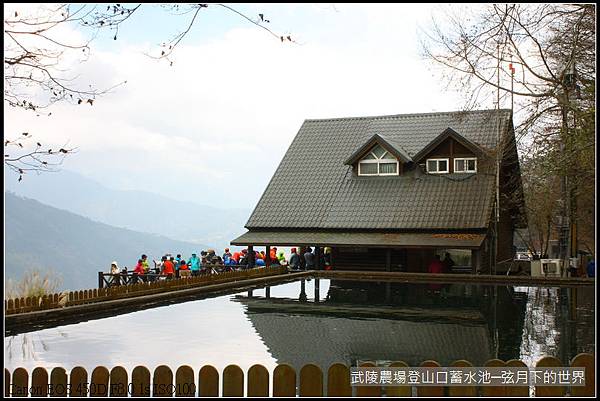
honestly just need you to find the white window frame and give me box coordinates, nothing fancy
[426,158,449,174]
[454,157,477,173]
[357,147,400,176]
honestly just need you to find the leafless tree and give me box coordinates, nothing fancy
[421,4,595,256]
[4,3,295,181]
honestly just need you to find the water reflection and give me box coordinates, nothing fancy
[4,279,594,375]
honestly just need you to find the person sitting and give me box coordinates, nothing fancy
[277,251,287,266]
[179,259,191,277]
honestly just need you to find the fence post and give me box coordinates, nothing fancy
[570,353,594,396]
[327,363,351,397]
[175,365,195,397]
[110,366,129,397]
[448,360,476,397]
[417,360,444,397]
[5,368,10,397]
[31,367,49,397]
[130,366,150,397]
[12,367,28,397]
[386,361,411,397]
[247,364,269,397]
[98,272,104,289]
[535,356,566,396]
[198,366,219,397]
[152,365,173,397]
[90,366,109,397]
[222,365,244,397]
[273,364,296,397]
[50,367,68,397]
[69,366,88,397]
[356,362,380,397]
[481,359,506,397]
[505,359,529,396]
[299,364,323,397]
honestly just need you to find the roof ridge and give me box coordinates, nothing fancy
[304,108,512,123]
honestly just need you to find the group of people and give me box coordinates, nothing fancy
[108,246,334,283]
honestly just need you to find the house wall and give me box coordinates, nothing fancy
[420,138,482,173]
[332,247,436,272]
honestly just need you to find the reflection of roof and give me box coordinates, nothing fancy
[245,109,510,231]
[236,297,493,369]
[231,231,485,248]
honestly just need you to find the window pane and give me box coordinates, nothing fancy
[359,162,378,175]
[455,159,465,172]
[362,153,376,160]
[427,160,437,172]
[379,162,397,175]
[467,159,476,171]
[371,145,386,158]
[438,160,448,172]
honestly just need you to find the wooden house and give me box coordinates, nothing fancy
[231,109,526,273]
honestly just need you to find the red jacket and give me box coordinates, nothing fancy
[163,260,175,275]
[428,260,443,274]
[133,263,145,275]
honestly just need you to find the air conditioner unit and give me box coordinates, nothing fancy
[541,259,564,278]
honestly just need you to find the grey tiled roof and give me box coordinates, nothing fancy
[231,230,485,247]
[246,109,511,230]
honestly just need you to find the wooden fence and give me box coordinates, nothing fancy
[4,354,594,397]
[4,266,287,316]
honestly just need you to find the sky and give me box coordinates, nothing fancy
[4,3,473,210]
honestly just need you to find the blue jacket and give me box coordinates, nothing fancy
[188,256,201,271]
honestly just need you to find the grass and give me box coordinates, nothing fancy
[5,269,62,299]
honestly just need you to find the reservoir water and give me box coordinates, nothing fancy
[4,278,595,375]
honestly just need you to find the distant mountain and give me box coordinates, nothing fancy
[5,170,251,251]
[5,192,211,291]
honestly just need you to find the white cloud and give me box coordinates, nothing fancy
[5,4,463,208]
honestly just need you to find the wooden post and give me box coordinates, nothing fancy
[266,246,271,268]
[265,286,270,299]
[386,249,391,272]
[98,272,104,289]
[315,247,321,270]
[314,278,320,303]
[299,279,307,302]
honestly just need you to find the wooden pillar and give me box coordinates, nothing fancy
[248,290,253,297]
[314,278,320,303]
[299,279,307,302]
[98,272,104,289]
[386,249,391,272]
[265,245,271,268]
[265,286,270,299]
[472,249,481,274]
[248,245,255,268]
[315,246,321,270]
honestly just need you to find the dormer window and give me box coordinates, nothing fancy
[426,158,449,174]
[358,145,399,176]
[454,157,477,173]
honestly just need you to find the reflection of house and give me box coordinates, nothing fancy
[235,280,503,369]
[232,109,526,273]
